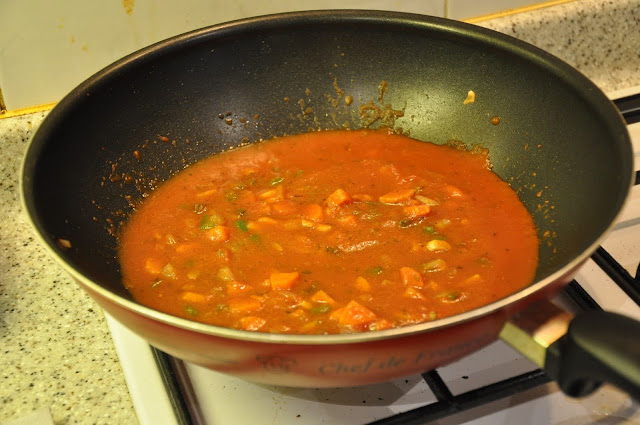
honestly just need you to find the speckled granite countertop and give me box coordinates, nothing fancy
[1,1,639,423]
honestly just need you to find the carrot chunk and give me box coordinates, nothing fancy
[403,204,431,219]
[271,200,299,217]
[338,300,377,327]
[227,297,262,314]
[354,276,371,292]
[270,272,300,291]
[207,225,231,242]
[400,267,424,288]
[181,291,208,304]
[379,188,415,204]
[265,185,285,203]
[336,215,358,226]
[310,290,337,306]
[329,307,345,322]
[302,204,325,222]
[352,194,374,202]
[326,188,352,208]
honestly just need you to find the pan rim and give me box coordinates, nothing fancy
[20,10,635,345]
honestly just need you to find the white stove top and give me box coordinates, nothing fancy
[106,88,640,425]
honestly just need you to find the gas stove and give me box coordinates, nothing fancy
[106,87,640,425]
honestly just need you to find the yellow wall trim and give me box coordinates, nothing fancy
[0,102,56,119]
[463,0,577,24]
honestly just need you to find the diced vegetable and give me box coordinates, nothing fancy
[462,274,483,285]
[297,300,313,310]
[185,306,199,316]
[283,219,302,230]
[257,216,279,225]
[161,263,177,280]
[426,240,451,252]
[443,185,463,198]
[302,204,324,222]
[181,292,207,303]
[199,212,225,229]
[311,304,331,314]
[238,316,267,331]
[354,276,371,292]
[310,289,336,305]
[329,307,345,322]
[379,188,415,204]
[368,319,393,331]
[436,291,463,303]
[422,259,447,272]
[352,194,374,202]
[366,266,383,275]
[235,220,249,232]
[399,267,424,288]
[337,300,377,327]
[186,270,200,280]
[207,225,231,242]
[336,215,358,226]
[269,177,285,186]
[403,204,431,219]
[144,258,164,275]
[326,188,352,208]
[315,223,332,232]
[195,189,217,199]
[403,286,424,299]
[290,308,308,319]
[217,266,235,281]
[272,200,299,216]
[227,297,262,314]
[260,185,285,203]
[270,272,300,291]
[415,195,440,206]
[225,191,238,201]
[434,218,451,229]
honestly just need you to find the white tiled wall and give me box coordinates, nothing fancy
[0,0,547,111]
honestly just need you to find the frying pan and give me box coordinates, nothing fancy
[20,11,640,398]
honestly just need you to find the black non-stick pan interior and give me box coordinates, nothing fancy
[22,12,632,301]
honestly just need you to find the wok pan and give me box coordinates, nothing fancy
[20,11,640,397]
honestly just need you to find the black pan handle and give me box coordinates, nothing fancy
[500,301,640,400]
[545,310,640,399]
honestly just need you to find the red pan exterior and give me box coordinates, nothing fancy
[77,264,574,387]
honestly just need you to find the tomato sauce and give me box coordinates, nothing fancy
[118,130,539,334]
